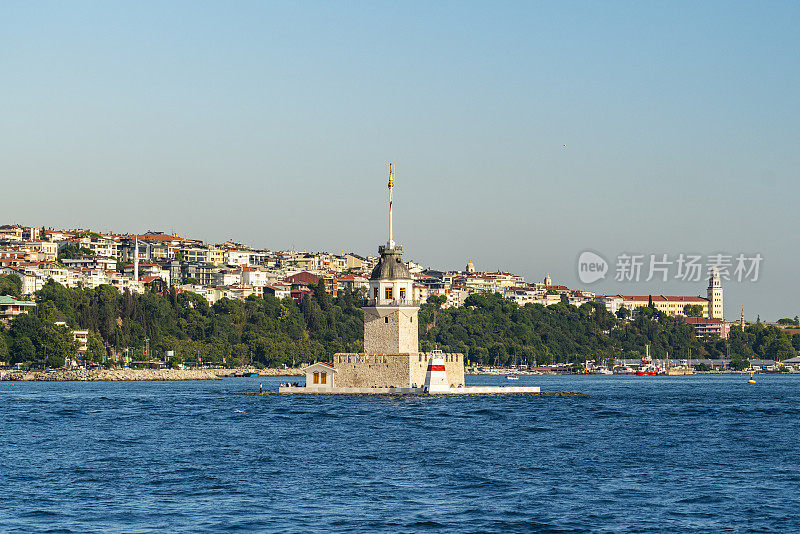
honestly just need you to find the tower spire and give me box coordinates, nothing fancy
[388,163,395,249]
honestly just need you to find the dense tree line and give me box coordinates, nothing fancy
[417,293,799,366]
[2,282,798,369]
[1,281,364,368]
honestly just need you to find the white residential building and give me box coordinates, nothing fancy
[224,250,250,266]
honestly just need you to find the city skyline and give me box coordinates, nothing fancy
[3,2,798,318]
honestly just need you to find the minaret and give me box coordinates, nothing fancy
[134,236,139,282]
[740,306,745,330]
[707,267,723,320]
[363,164,419,354]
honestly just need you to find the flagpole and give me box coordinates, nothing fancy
[388,163,394,249]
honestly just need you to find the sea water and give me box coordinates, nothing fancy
[1,374,798,533]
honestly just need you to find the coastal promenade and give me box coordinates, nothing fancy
[0,367,303,381]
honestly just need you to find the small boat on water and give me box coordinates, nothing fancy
[506,374,519,380]
[636,344,659,376]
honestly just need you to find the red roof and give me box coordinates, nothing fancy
[621,295,707,303]
[684,317,724,325]
[285,272,322,285]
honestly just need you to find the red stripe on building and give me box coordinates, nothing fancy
[427,365,446,371]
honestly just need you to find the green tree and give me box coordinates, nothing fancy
[0,274,22,298]
[57,243,93,262]
[683,304,704,317]
[616,307,630,320]
[116,260,131,274]
[183,277,200,285]
[765,336,796,361]
[729,355,750,371]
[426,295,446,308]
[0,334,8,361]
[11,336,36,364]
[85,331,106,364]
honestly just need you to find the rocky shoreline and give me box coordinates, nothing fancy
[0,367,304,381]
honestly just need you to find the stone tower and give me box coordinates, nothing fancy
[707,267,723,320]
[362,163,420,354]
[363,245,419,353]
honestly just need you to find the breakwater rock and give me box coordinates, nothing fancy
[210,368,304,378]
[0,368,222,382]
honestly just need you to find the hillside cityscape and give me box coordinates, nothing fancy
[2,222,798,372]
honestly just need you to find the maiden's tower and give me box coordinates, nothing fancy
[281,165,539,395]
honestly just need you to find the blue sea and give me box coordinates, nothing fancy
[1,374,798,533]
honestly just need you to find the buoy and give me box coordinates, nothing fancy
[747,370,756,384]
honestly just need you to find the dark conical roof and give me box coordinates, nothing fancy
[370,245,412,281]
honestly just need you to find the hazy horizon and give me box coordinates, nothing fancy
[3,1,798,320]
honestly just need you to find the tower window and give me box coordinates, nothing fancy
[399,288,406,299]
[385,287,393,300]
[374,287,379,298]
[384,316,389,323]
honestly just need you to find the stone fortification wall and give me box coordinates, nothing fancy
[409,352,465,388]
[332,353,412,388]
[332,352,465,389]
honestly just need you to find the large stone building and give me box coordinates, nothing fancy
[604,270,724,320]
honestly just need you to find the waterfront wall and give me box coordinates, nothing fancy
[331,352,465,388]
[0,367,305,381]
[0,368,222,381]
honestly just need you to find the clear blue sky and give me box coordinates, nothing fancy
[2,1,798,320]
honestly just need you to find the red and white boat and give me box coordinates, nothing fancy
[636,344,659,376]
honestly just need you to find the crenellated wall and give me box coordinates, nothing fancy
[331,352,465,389]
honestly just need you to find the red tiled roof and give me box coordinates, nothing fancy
[684,317,724,325]
[285,272,322,285]
[620,295,707,303]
